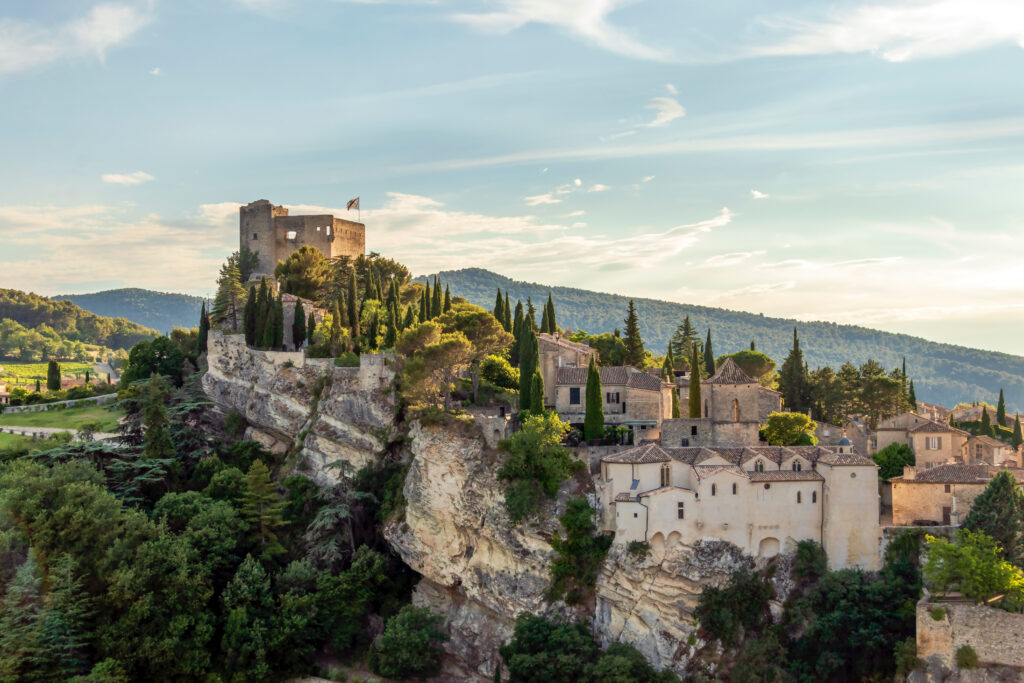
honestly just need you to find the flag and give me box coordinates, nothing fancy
[346,197,360,211]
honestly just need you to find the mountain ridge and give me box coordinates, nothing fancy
[54,288,208,334]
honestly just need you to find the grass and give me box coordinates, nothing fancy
[0,432,34,449]
[0,404,123,432]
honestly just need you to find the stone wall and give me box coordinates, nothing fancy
[917,594,1024,671]
[1,393,118,414]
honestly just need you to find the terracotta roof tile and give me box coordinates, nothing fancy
[748,470,825,482]
[893,464,1024,484]
[601,443,671,464]
[556,365,666,391]
[704,358,757,385]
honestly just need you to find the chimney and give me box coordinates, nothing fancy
[902,466,916,480]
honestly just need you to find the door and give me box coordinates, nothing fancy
[942,506,951,525]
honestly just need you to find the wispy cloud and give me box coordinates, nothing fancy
[588,183,611,192]
[102,170,155,185]
[524,193,562,206]
[0,2,153,77]
[644,96,685,127]
[149,66,161,76]
[451,0,672,62]
[699,251,766,269]
[750,189,769,199]
[665,83,678,95]
[642,175,655,182]
[755,0,1024,62]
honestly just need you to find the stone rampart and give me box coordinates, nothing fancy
[917,593,1024,670]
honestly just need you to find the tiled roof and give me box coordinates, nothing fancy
[556,365,666,391]
[704,358,757,385]
[816,451,876,466]
[537,333,597,356]
[694,464,747,478]
[968,435,1010,448]
[748,470,825,482]
[601,443,671,464]
[893,464,1024,484]
[614,492,634,502]
[637,485,697,498]
[908,420,968,435]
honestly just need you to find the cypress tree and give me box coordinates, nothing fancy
[525,297,537,332]
[997,389,1007,426]
[46,359,60,391]
[981,408,994,437]
[347,267,360,335]
[419,288,428,322]
[661,349,674,380]
[243,288,256,345]
[622,300,645,367]
[423,279,432,317]
[540,301,551,335]
[384,303,399,348]
[307,311,316,343]
[750,340,756,351]
[403,305,415,330]
[85,370,90,384]
[704,329,715,377]
[1012,415,1022,450]
[273,293,284,349]
[367,312,380,351]
[511,301,524,365]
[363,263,375,301]
[330,300,342,356]
[198,301,210,354]
[688,344,702,418]
[443,284,452,313]
[778,328,810,413]
[530,370,545,415]
[518,327,538,413]
[35,379,40,393]
[493,288,504,321]
[546,293,556,333]
[908,379,917,410]
[293,299,306,349]
[503,291,512,331]
[671,387,681,419]
[584,356,604,442]
[431,277,442,317]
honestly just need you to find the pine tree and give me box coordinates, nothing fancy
[46,359,60,391]
[34,555,93,679]
[443,284,452,313]
[622,300,645,367]
[239,460,286,560]
[518,327,538,413]
[347,267,360,336]
[1012,415,1022,450]
[688,344,702,419]
[704,329,715,377]
[0,550,43,678]
[584,356,604,442]
[778,328,810,413]
[431,277,442,318]
[493,288,504,321]
[671,316,699,367]
[273,293,284,349]
[403,305,415,330]
[198,301,210,354]
[213,258,247,330]
[292,299,306,349]
[908,379,917,410]
[502,291,512,331]
[142,374,174,460]
[963,470,1024,563]
[307,311,316,343]
[546,293,556,333]
[330,301,343,357]
[997,388,1007,426]
[529,370,545,414]
[981,408,994,437]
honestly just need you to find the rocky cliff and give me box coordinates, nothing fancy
[202,331,398,484]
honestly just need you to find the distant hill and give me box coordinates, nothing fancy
[55,288,207,334]
[419,268,1024,412]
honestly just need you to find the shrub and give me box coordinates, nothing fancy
[894,638,923,677]
[694,568,772,646]
[334,352,360,368]
[792,540,827,583]
[956,644,978,669]
[627,540,651,559]
[547,498,612,604]
[369,605,449,679]
[481,354,519,390]
[873,443,915,482]
[929,606,946,621]
[497,413,578,523]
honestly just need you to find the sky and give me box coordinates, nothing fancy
[1,0,1023,354]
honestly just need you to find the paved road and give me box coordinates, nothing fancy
[0,425,119,440]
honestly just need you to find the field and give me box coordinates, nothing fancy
[1,361,98,387]
[0,432,34,449]
[0,404,123,432]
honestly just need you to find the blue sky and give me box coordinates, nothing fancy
[1,0,1024,354]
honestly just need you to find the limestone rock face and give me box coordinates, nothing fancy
[202,331,397,483]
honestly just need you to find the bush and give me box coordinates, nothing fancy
[334,352,360,367]
[497,413,578,523]
[369,605,449,679]
[793,540,827,583]
[894,638,923,677]
[627,540,651,559]
[956,644,978,669]
[548,499,613,604]
[873,443,915,482]
[929,606,946,621]
[694,568,772,646]
[481,354,519,390]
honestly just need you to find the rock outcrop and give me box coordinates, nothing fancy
[202,331,398,483]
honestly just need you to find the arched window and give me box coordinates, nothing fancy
[660,463,670,487]
[704,399,709,418]
[797,491,802,504]
[792,461,802,472]
[812,491,817,503]
[755,461,765,473]
[711,483,717,496]
[733,398,740,423]
[732,483,737,495]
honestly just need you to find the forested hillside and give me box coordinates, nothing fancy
[420,268,1024,412]
[0,289,157,361]
[55,288,207,334]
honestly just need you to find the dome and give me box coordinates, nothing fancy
[837,437,853,446]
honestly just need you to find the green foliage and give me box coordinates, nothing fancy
[317,546,387,653]
[688,343,701,418]
[239,461,287,561]
[923,529,1024,603]
[956,645,978,669]
[46,359,61,391]
[518,326,538,412]
[894,638,923,677]
[584,356,604,442]
[730,630,788,683]
[293,299,307,348]
[622,300,645,367]
[626,540,650,559]
[997,388,1007,426]
[119,335,188,386]
[529,370,545,414]
[275,246,330,301]
[547,498,612,604]
[793,540,827,583]
[762,411,817,446]
[212,257,247,331]
[481,354,520,390]
[141,374,175,461]
[334,352,360,367]
[715,349,776,380]
[369,605,449,679]
[694,568,772,646]
[1014,414,1023,450]
[873,443,915,482]
[962,470,1024,564]
[929,606,946,621]
[497,413,576,523]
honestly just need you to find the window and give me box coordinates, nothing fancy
[926,436,943,450]
[733,398,740,423]
[704,399,709,418]
[797,491,802,503]
[326,226,331,236]
[691,425,698,436]
[252,232,258,240]
[732,483,737,495]
[677,502,685,520]
[812,491,817,503]
[711,483,717,496]
[660,464,670,487]
[792,461,802,472]
[605,392,620,404]
[944,484,951,493]
[681,438,689,446]
[755,460,765,473]
[633,512,638,518]
[285,230,297,240]
[569,387,581,405]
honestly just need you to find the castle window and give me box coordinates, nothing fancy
[660,464,670,487]
[812,491,817,503]
[711,483,717,496]
[797,491,802,503]
[326,226,331,236]
[252,233,258,240]
[732,483,737,495]
[755,461,765,473]
[691,425,698,436]
[285,230,297,240]
[792,461,802,472]
[704,399,709,418]
[733,399,740,423]
[677,502,685,520]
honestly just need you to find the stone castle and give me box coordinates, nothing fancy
[240,199,365,278]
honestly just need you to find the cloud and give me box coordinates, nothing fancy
[750,189,769,199]
[644,96,685,127]
[101,170,155,185]
[603,130,636,141]
[755,0,1024,62]
[0,2,153,77]
[588,184,611,192]
[699,251,766,269]
[573,178,582,187]
[565,210,585,217]
[572,221,587,227]
[451,0,673,62]
[642,175,655,182]
[524,193,562,206]
[665,83,678,95]
[149,66,160,75]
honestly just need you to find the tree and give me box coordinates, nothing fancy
[499,615,597,683]
[873,443,915,481]
[498,413,575,523]
[397,324,474,409]
[239,460,286,560]
[584,357,604,442]
[46,359,60,391]
[908,379,917,410]
[237,245,260,282]
[763,411,817,446]
[1012,415,1022,450]
[436,307,513,401]
[529,370,545,414]
[369,606,449,680]
[778,328,811,413]
[347,266,360,337]
[525,297,538,333]
[493,288,504,322]
[274,245,329,300]
[197,301,210,354]
[511,300,524,364]
[716,350,775,382]
[212,258,247,330]
[219,555,274,681]
[962,470,1024,564]
[688,344,702,418]
[980,407,994,437]
[546,292,557,333]
[503,291,512,332]
[271,293,284,349]
[997,388,1007,426]
[141,374,175,461]
[329,301,343,356]
[547,498,612,604]
[671,388,680,419]
[518,327,539,413]
[924,529,1024,603]
[670,316,699,367]
[443,284,452,313]
[540,299,550,335]
[622,300,645,367]
[704,329,715,377]
[290,299,306,349]
[431,277,442,318]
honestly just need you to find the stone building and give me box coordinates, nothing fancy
[598,436,881,570]
[553,365,673,441]
[675,358,781,423]
[890,464,1024,526]
[962,435,1017,466]
[241,199,365,279]
[537,333,597,408]
[875,412,969,468]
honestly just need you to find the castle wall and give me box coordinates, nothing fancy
[820,462,881,570]
[331,218,366,259]
[917,595,1024,670]
[273,215,339,270]
[660,418,759,447]
[241,200,286,278]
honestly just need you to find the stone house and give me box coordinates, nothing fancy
[675,358,782,424]
[875,412,969,468]
[962,435,1017,466]
[889,464,1024,526]
[537,333,598,408]
[598,437,881,570]
[814,421,844,446]
[914,401,949,423]
[554,365,673,441]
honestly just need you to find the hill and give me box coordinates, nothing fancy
[419,268,1024,412]
[55,288,207,334]
[0,288,158,361]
